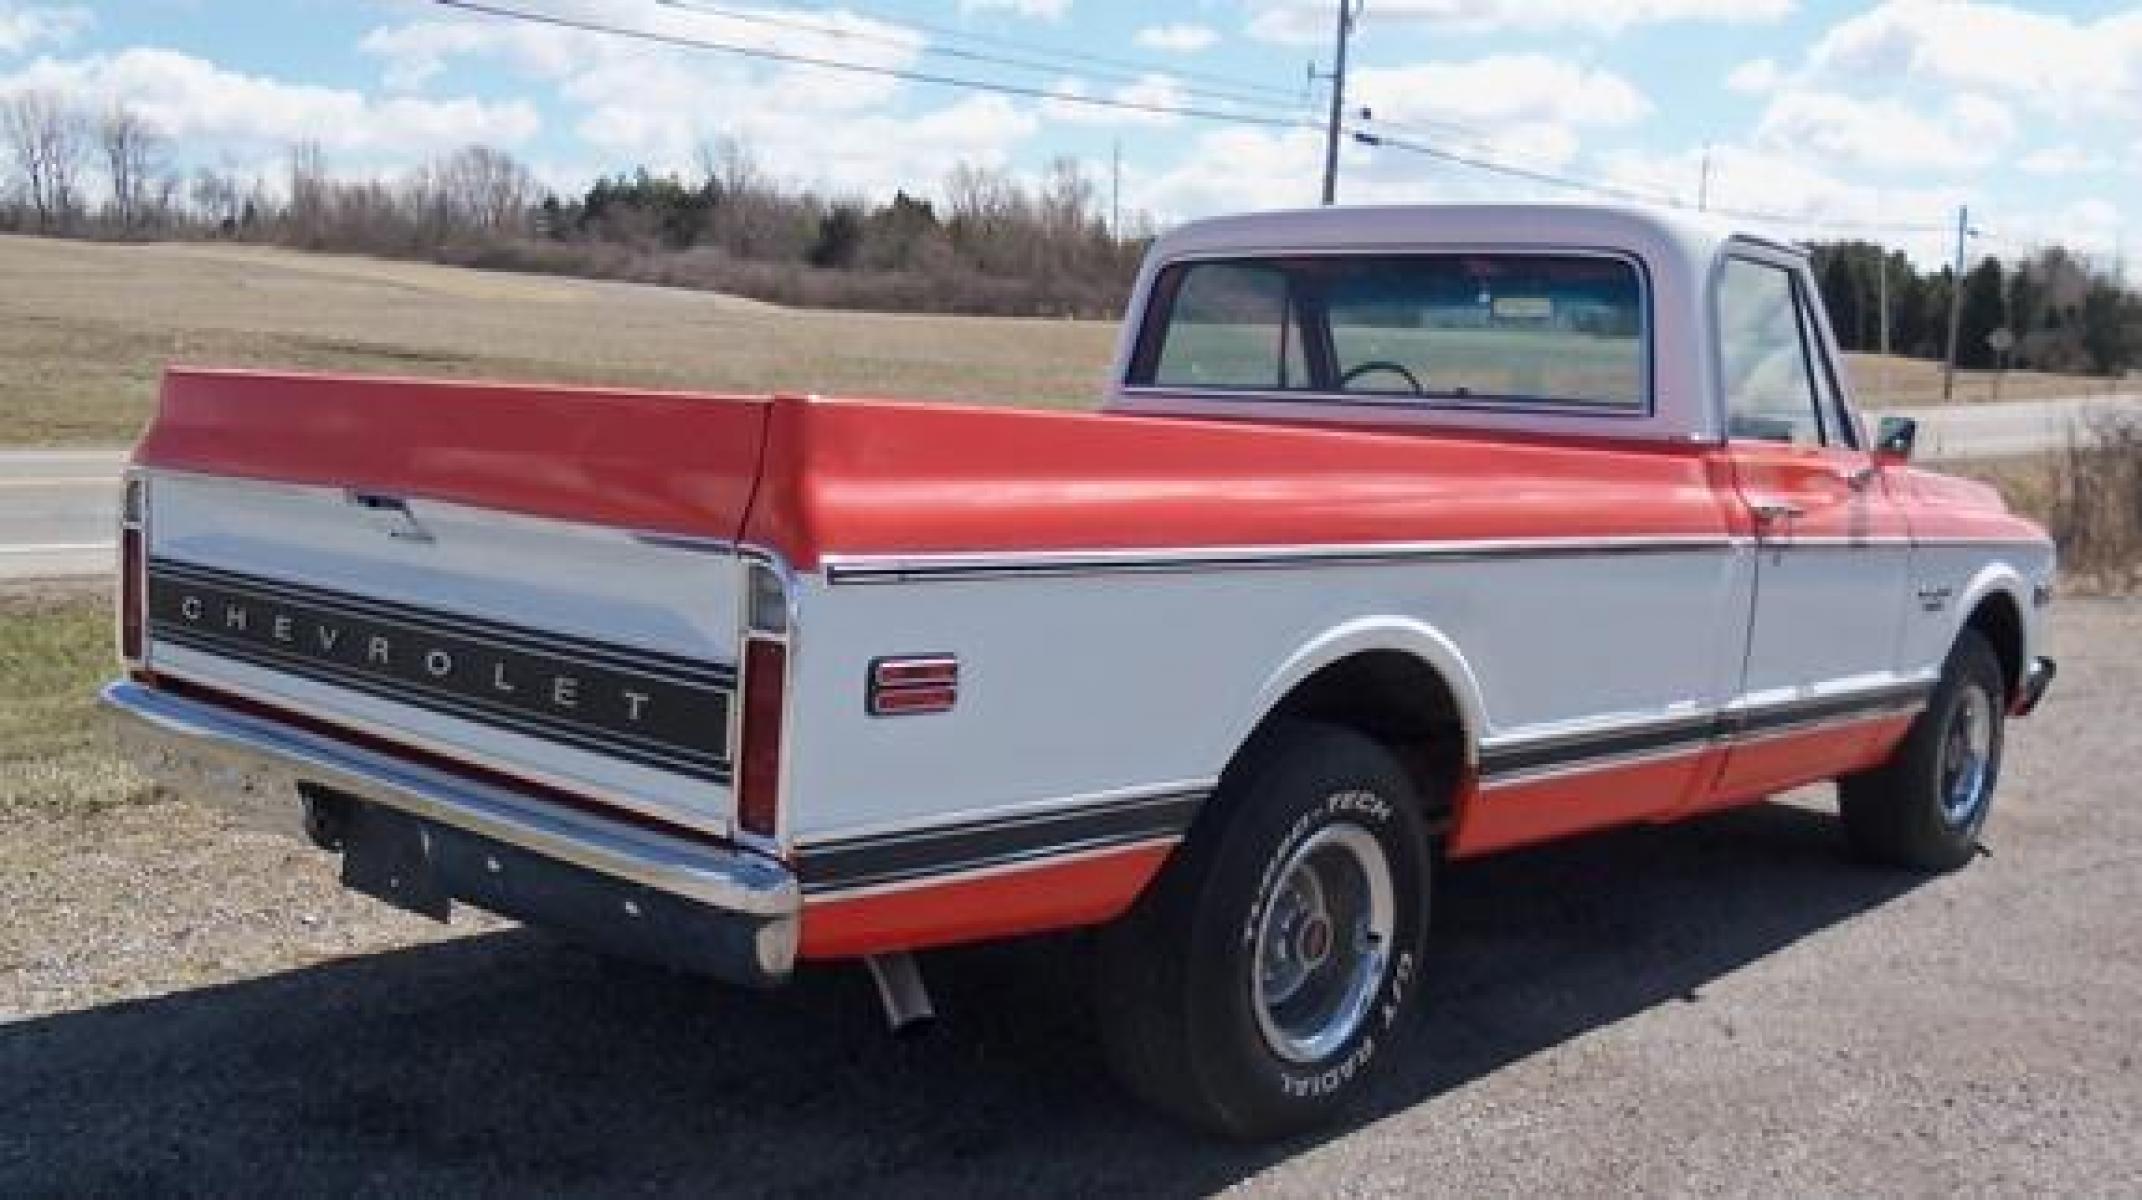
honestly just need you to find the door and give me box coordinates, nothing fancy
[1711,254,1914,800]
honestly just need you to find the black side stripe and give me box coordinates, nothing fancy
[797,789,1206,894]
[1479,681,1933,783]
[156,624,736,785]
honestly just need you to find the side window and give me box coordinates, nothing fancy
[1147,262,1303,390]
[1795,285,1858,448]
[1717,258,1822,446]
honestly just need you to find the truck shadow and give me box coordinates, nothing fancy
[0,796,1928,1197]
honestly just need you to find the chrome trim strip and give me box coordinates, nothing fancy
[824,534,1748,584]
[1478,676,1935,787]
[1722,698,1924,748]
[1479,739,1713,789]
[102,681,799,931]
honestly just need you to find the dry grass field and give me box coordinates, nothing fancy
[0,234,1115,445]
[1,234,2130,446]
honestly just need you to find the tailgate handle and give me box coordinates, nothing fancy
[347,491,434,543]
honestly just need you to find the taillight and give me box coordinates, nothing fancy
[734,558,791,840]
[736,637,787,838]
[118,475,145,666]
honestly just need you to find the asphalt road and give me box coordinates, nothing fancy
[3,395,2136,582]
[2,600,2137,1196]
[0,449,123,581]
[1877,395,2142,460]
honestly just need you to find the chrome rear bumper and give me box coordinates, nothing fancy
[101,680,799,984]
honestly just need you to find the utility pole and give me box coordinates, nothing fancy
[1317,0,1361,206]
[1697,144,1712,212]
[1878,248,1891,359]
[1941,204,1971,403]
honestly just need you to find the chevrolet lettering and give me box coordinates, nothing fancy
[105,204,2054,1141]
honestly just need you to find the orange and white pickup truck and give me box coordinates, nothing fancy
[106,203,2055,1139]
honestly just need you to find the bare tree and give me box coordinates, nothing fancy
[190,165,242,232]
[3,90,87,232]
[98,103,166,231]
[431,144,536,234]
[285,140,329,245]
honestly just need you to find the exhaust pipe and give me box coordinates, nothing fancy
[864,952,936,1036]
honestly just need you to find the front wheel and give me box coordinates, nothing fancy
[1096,722,1431,1140]
[1839,628,2006,871]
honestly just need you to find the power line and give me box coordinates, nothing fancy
[433,0,1321,130]
[651,0,1312,113]
[809,0,1311,104]
[433,0,1966,242]
[1356,128,1951,236]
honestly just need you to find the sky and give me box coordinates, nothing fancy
[0,0,2136,267]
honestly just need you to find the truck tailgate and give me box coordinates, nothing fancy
[132,369,772,836]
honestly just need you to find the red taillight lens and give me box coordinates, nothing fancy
[736,637,787,838]
[119,525,144,663]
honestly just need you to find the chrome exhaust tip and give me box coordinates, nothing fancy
[864,952,936,1036]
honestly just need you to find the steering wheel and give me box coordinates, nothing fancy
[1338,360,1425,395]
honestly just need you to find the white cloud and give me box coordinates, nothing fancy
[0,3,87,56]
[1044,74,1188,126]
[1356,55,1650,130]
[1726,57,1781,95]
[1346,55,1649,173]
[959,0,1071,20]
[1806,0,2142,118]
[1136,125,1327,220]
[1753,90,2015,174]
[362,7,924,95]
[1600,142,1965,263]
[1134,23,1218,53]
[1247,0,1791,44]
[358,12,1037,202]
[0,48,539,159]
[2018,145,2114,177]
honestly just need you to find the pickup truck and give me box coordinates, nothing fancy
[105,203,2056,1140]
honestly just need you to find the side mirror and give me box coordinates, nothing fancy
[1875,416,1917,462]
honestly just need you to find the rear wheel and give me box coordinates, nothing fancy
[1096,722,1431,1140]
[1839,629,2006,871]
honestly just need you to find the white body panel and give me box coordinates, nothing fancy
[785,544,1754,844]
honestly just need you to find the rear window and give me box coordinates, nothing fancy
[1131,253,1647,412]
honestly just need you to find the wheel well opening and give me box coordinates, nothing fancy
[1966,592,2024,701]
[1252,651,1466,834]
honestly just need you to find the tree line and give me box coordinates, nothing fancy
[0,90,1147,317]
[1808,240,2139,377]
[3,86,2139,361]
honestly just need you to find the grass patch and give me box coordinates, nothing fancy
[1950,414,2142,592]
[0,592,149,809]
[0,235,1110,446]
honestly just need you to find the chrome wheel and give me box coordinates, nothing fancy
[1251,818,1396,1064]
[1939,683,1995,826]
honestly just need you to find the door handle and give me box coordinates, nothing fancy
[1750,500,1805,523]
[1841,465,1877,491]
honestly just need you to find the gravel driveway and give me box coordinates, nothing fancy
[3,600,2138,1197]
